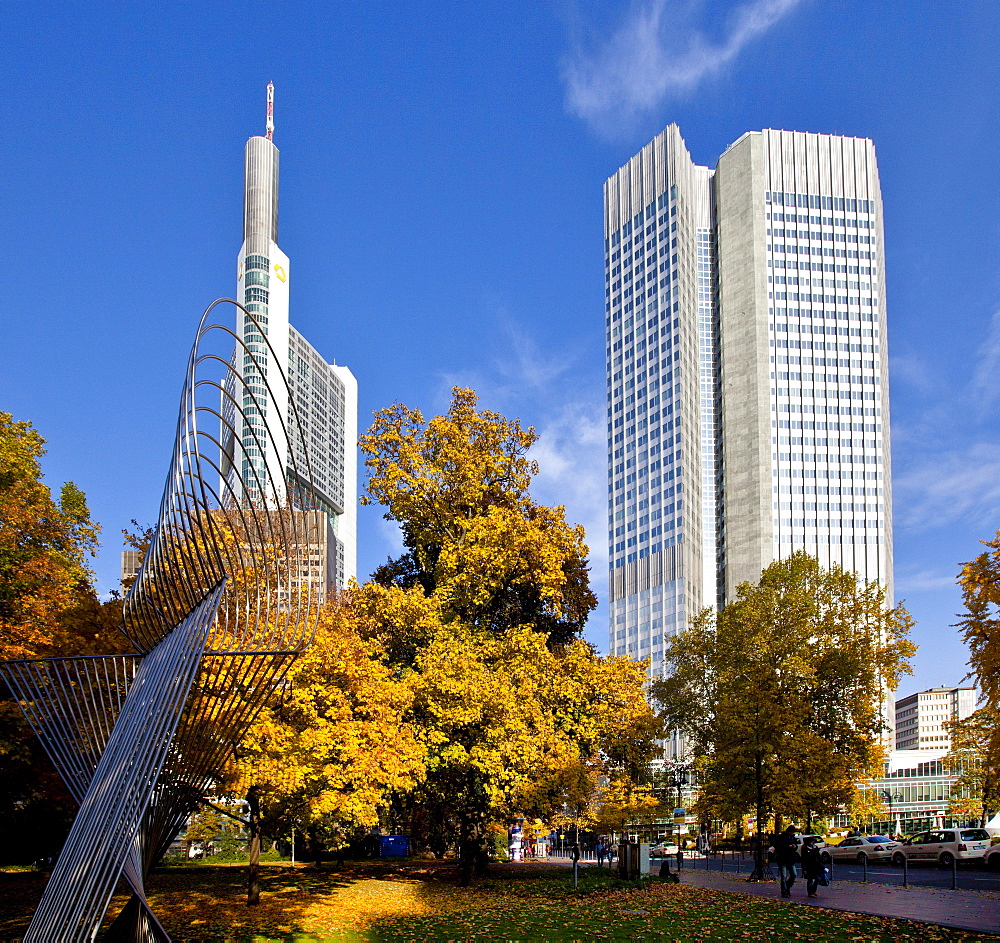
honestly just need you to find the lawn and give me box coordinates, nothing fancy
[0,860,991,942]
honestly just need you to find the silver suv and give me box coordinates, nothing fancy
[891,828,992,868]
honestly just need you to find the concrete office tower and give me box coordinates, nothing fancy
[222,84,357,593]
[895,686,977,751]
[605,128,892,750]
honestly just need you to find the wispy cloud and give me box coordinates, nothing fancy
[428,315,610,645]
[894,568,959,595]
[970,308,1000,416]
[562,0,803,135]
[894,442,1000,531]
[892,305,1000,535]
[530,398,608,574]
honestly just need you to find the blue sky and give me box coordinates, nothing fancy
[3,1,998,698]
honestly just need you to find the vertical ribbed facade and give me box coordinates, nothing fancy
[606,126,894,747]
[244,137,279,252]
[716,130,891,604]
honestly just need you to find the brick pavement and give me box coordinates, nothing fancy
[680,867,1000,936]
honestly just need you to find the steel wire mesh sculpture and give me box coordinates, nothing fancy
[0,301,321,942]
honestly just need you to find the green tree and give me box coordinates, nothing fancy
[653,551,915,874]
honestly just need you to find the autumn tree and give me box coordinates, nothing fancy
[0,413,123,864]
[653,551,915,876]
[360,388,657,883]
[222,595,425,869]
[363,388,596,645]
[0,411,100,660]
[944,706,1000,828]
[957,531,1000,771]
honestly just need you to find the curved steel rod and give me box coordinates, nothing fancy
[1,300,323,941]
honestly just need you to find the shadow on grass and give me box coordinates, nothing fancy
[3,860,982,942]
[2,860,405,942]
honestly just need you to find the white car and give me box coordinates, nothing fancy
[983,842,1000,870]
[822,835,898,865]
[891,828,992,868]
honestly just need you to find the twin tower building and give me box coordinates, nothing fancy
[605,126,892,747]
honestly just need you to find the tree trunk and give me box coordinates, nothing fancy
[247,787,261,906]
[459,818,488,887]
[308,825,324,867]
[751,753,766,881]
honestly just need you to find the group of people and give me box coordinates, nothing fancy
[772,825,827,898]
[595,840,617,868]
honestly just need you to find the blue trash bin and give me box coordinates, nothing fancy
[379,835,410,857]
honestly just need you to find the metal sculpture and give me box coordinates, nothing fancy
[0,301,321,942]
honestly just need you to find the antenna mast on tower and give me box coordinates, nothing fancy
[266,82,275,142]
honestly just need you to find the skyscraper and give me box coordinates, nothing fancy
[222,84,357,593]
[605,127,891,749]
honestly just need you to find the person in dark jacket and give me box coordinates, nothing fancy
[773,825,799,897]
[800,835,823,898]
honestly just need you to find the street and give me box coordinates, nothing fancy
[691,853,1000,892]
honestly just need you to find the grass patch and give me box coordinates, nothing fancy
[0,860,991,941]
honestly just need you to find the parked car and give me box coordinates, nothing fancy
[821,835,898,865]
[650,842,673,858]
[983,842,1000,870]
[891,828,992,868]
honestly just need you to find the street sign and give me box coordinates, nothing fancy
[673,808,685,824]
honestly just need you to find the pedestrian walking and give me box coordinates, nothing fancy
[800,835,823,898]
[773,825,799,897]
[596,840,607,868]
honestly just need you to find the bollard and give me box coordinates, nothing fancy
[720,850,724,873]
[573,859,578,890]
[902,856,908,888]
[951,856,957,890]
[862,856,868,883]
[736,851,741,875]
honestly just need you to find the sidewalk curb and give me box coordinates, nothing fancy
[680,869,1000,937]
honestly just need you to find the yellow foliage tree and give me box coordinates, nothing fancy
[0,411,100,660]
[362,388,596,644]
[654,551,915,873]
[957,532,1000,777]
[228,597,425,846]
[944,706,1000,828]
[358,388,658,883]
[591,777,665,841]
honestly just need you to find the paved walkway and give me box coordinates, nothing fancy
[680,867,1000,936]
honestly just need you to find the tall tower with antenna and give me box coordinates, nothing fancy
[222,84,358,591]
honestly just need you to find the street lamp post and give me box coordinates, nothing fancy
[880,790,902,836]
[667,765,689,853]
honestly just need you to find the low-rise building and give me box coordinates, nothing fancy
[895,686,977,751]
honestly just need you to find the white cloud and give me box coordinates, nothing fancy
[562,0,803,135]
[970,308,1000,416]
[894,442,1000,531]
[530,398,608,574]
[894,568,959,595]
[433,317,610,616]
